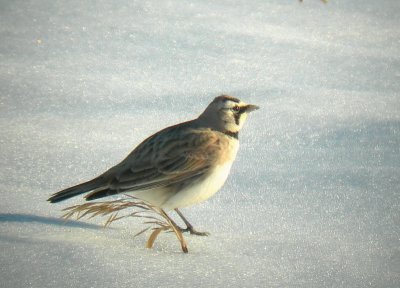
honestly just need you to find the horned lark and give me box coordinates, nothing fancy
[48,95,259,235]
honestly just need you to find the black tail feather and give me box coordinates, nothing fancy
[48,177,106,203]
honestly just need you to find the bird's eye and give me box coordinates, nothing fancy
[231,106,240,112]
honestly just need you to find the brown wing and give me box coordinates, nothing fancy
[86,125,224,199]
[114,155,211,192]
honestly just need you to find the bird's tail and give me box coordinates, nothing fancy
[47,177,106,203]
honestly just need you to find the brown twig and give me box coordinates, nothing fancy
[61,196,189,253]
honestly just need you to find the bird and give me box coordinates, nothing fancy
[48,95,259,235]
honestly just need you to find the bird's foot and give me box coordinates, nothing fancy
[180,226,210,236]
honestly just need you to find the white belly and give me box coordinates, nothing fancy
[161,161,234,210]
[129,136,239,210]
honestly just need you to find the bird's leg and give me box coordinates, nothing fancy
[174,208,210,236]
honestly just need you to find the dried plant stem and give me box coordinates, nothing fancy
[156,208,188,253]
[61,196,189,253]
[146,227,165,249]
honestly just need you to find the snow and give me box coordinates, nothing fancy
[1,0,399,287]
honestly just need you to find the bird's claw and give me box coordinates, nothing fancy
[180,227,210,236]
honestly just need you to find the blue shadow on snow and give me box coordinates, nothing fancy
[0,213,101,229]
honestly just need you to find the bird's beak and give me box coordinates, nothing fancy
[244,104,260,113]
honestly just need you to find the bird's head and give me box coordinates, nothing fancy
[198,95,259,134]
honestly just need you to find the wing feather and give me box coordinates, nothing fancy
[102,126,223,194]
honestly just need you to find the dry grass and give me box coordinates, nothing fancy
[62,195,188,253]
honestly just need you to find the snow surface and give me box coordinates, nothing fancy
[1,0,399,287]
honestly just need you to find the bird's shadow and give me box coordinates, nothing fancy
[0,213,101,229]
